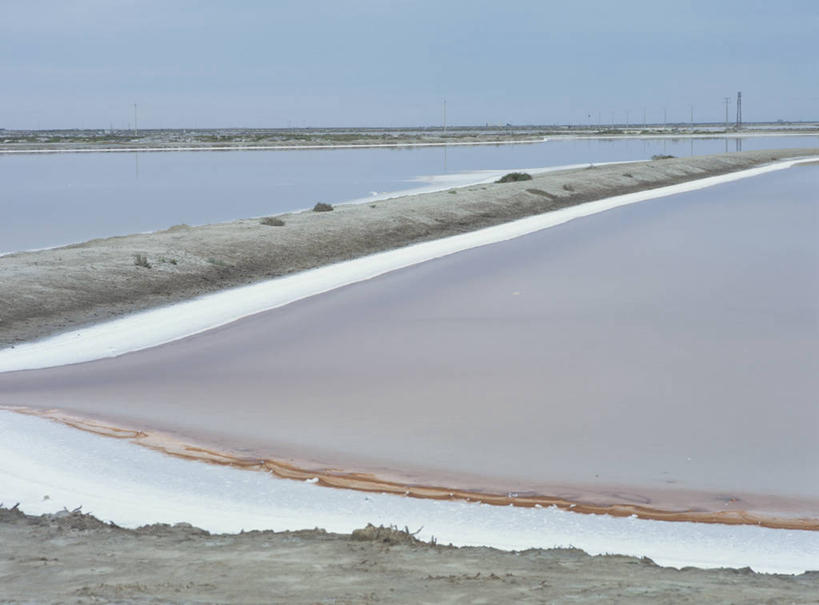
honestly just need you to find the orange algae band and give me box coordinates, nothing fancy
[5,405,818,532]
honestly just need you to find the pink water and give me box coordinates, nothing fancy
[2,166,817,520]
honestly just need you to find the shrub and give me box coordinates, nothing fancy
[622,172,633,178]
[133,254,151,268]
[351,524,424,546]
[651,154,676,160]
[313,202,333,212]
[496,172,533,183]
[260,216,285,226]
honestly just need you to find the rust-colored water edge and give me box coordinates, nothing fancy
[5,405,818,532]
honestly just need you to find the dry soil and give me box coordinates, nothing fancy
[1,508,817,604]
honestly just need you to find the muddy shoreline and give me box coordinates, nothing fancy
[1,507,816,604]
[2,148,816,348]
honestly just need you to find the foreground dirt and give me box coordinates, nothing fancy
[2,148,816,347]
[0,508,816,604]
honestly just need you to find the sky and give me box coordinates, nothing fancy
[1,0,817,129]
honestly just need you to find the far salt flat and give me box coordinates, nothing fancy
[1,411,817,575]
[1,156,815,372]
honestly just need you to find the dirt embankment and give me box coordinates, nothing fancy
[1,507,816,604]
[1,148,816,347]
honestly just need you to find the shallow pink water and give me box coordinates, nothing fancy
[1,167,817,514]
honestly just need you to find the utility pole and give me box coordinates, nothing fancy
[642,107,646,127]
[723,97,731,129]
[133,103,138,135]
[442,98,447,135]
[689,104,694,126]
[663,107,667,126]
[625,110,629,128]
[736,91,742,129]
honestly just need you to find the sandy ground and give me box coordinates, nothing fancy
[1,508,817,604]
[2,148,816,348]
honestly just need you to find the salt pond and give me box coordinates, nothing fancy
[1,164,816,521]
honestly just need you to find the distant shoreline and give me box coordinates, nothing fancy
[1,128,817,155]
[0,136,545,154]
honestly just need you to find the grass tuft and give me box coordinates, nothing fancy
[260,216,285,226]
[351,524,426,546]
[133,254,151,268]
[312,202,334,212]
[526,188,556,199]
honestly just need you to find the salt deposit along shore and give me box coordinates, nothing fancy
[1,149,818,602]
[1,410,817,580]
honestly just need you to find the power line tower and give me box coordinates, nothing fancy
[723,97,731,129]
[736,91,742,129]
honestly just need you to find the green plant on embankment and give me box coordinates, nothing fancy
[496,172,533,183]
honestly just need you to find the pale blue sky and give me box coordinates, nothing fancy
[2,0,817,129]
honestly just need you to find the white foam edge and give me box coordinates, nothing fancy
[1,157,816,372]
[1,410,816,574]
